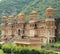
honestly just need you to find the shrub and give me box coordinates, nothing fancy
[20,49,31,54]
[0,44,2,49]
[12,46,31,54]
[31,49,40,54]
[2,44,16,54]
[50,43,60,48]
[54,44,60,48]
[40,49,47,54]
[0,49,4,54]
[1,44,58,54]
[12,46,24,54]
[41,44,46,48]
[47,50,58,54]
[50,44,55,48]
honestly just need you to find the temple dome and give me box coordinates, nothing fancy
[2,16,7,21]
[46,6,54,16]
[30,10,38,20]
[46,6,54,11]
[18,13,25,16]
[16,13,26,20]
[8,16,14,21]
[30,10,37,14]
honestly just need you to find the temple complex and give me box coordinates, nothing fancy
[0,7,56,48]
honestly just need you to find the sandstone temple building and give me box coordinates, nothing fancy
[0,7,56,48]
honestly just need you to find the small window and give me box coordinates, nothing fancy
[49,40,52,43]
[12,25,14,28]
[35,24,37,28]
[11,24,14,29]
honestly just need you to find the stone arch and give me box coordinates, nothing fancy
[18,29,21,35]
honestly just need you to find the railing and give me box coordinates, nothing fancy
[15,37,41,43]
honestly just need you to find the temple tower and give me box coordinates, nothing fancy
[16,13,26,39]
[8,16,14,23]
[1,16,8,42]
[25,11,38,37]
[8,16,15,38]
[45,7,55,44]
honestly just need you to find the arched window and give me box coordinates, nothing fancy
[18,29,20,35]
[35,24,37,28]
[11,24,14,29]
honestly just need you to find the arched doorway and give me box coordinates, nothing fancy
[18,29,20,35]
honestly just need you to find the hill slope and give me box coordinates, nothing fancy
[22,0,60,19]
[0,0,60,19]
[0,0,34,17]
